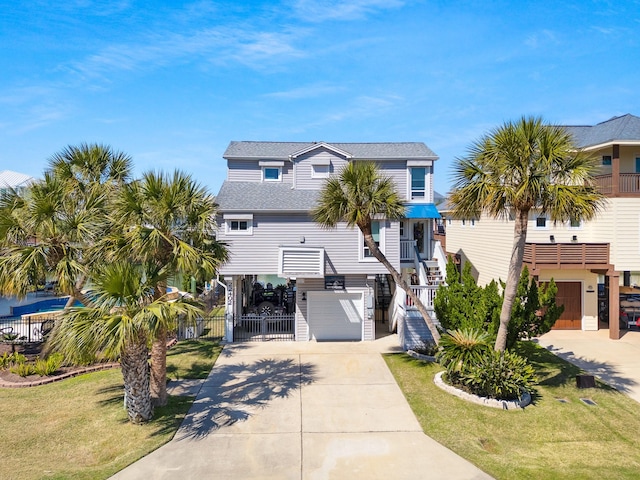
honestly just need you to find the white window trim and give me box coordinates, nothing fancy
[408,167,427,201]
[262,166,282,182]
[535,214,549,230]
[359,221,385,262]
[311,164,331,178]
[568,218,583,230]
[223,213,254,235]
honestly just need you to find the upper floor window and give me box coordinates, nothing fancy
[312,164,330,178]
[360,220,385,261]
[602,155,612,166]
[224,214,253,235]
[410,167,426,199]
[263,167,281,181]
[535,216,548,229]
[569,217,582,229]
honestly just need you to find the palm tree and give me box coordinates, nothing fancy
[0,144,131,307]
[106,170,228,406]
[50,262,203,424]
[449,116,604,351]
[312,161,441,342]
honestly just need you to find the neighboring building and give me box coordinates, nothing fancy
[444,114,640,339]
[0,170,36,196]
[215,141,445,346]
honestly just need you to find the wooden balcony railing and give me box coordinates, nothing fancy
[523,242,610,271]
[594,174,640,196]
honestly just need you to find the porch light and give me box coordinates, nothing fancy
[572,235,578,242]
[549,235,555,243]
[301,292,307,301]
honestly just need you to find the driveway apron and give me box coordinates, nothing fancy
[112,338,491,480]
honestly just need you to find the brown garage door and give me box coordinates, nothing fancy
[550,282,582,330]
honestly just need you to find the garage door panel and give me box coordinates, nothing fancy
[308,291,363,340]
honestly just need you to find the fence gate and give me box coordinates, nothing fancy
[233,314,295,342]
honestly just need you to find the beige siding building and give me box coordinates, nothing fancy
[444,114,640,339]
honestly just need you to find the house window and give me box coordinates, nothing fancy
[263,167,281,181]
[602,155,612,166]
[312,164,330,178]
[536,216,547,228]
[399,221,405,238]
[569,218,582,229]
[360,220,384,261]
[410,167,426,199]
[224,214,253,235]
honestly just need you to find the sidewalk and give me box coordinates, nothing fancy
[112,336,491,480]
[537,329,640,403]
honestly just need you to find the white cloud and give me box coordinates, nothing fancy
[291,0,405,22]
[265,83,344,99]
[524,29,559,49]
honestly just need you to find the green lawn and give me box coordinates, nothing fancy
[385,342,640,480]
[0,339,222,480]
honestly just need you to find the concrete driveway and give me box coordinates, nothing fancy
[538,329,640,403]
[112,336,491,480]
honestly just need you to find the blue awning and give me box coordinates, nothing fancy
[404,203,441,219]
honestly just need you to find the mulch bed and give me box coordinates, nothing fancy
[0,337,178,388]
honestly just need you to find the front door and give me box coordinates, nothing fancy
[551,282,583,329]
[413,222,425,255]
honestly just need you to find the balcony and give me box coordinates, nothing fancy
[523,242,611,273]
[594,174,640,197]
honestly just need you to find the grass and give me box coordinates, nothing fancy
[385,341,640,480]
[0,339,222,480]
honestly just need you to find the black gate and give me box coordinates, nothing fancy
[233,314,295,342]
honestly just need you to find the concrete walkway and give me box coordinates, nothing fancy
[112,335,491,480]
[538,329,640,403]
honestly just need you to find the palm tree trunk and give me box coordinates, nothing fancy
[150,282,168,407]
[120,338,153,424]
[363,231,441,343]
[494,209,529,351]
[150,328,168,406]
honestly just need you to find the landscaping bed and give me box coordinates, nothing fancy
[385,341,640,479]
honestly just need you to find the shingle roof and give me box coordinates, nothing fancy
[223,141,438,160]
[0,170,36,189]
[216,181,319,212]
[562,114,640,148]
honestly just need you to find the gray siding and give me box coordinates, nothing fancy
[218,213,400,275]
[227,159,293,184]
[294,149,349,190]
[378,160,408,200]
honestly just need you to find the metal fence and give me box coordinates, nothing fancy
[176,315,225,341]
[0,315,57,344]
[233,314,295,342]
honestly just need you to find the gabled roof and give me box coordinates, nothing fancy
[562,114,640,149]
[216,181,319,212]
[0,170,36,189]
[223,141,438,160]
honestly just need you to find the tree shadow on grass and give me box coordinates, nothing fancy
[175,357,317,440]
[524,341,628,393]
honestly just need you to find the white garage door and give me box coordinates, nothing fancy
[308,291,364,341]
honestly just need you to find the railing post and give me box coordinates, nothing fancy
[612,144,620,197]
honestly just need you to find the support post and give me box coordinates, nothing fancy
[608,270,620,340]
[612,144,620,197]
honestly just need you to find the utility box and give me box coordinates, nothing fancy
[576,375,596,389]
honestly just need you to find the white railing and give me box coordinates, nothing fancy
[405,285,438,309]
[431,240,448,285]
[400,240,416,262]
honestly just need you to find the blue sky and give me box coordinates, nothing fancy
[1,0,639,196]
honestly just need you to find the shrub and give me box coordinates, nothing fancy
[33,353,64,376]
[459,350,537,400]
[412,339,438,356]
[436,328,492,382]
[11,362,36,377]
[0,352,26,369]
